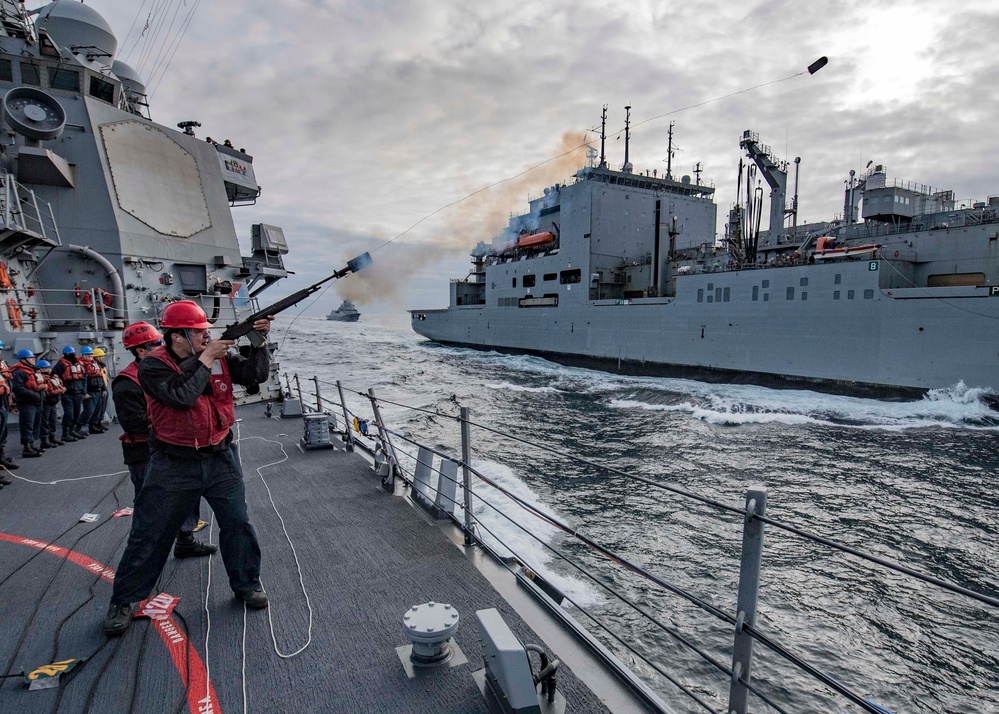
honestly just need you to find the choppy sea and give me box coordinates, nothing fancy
[277,312,998,714]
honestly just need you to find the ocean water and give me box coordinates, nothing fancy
[276,313,999,714]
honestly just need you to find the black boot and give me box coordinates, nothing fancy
[0,471,11,485]
[35,440,47,451]
[173,536,218,559]
[62,431,78,443]
[50,436,64,446]
[44,437,60,448]
[21,444,40,458]
[0,449,18,470]
[73,428,87,439]
[103,603,134,637]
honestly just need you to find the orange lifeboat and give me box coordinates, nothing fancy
[517,231,555,249]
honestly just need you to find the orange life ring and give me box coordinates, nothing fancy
[6,297,22,328]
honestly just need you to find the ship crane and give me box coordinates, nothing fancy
[739,131,788,247]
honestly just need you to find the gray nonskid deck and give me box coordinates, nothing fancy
[0,404,614,713]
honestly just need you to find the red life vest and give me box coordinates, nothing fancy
[83,359,103,378]
[45,374,64,396]
[115,361,148,444]
[57,357,86,381]
[143,345,236,448]
[11,362,46,390]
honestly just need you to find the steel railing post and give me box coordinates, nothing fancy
[336,380,354,452]
[312,375,322,413]
[460,406,476,546]
[367,387,397,491]
[294,374,305,412]
[728,487,767,714]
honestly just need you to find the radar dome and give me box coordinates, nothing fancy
[111,60,146,95]
[35,1,118,59]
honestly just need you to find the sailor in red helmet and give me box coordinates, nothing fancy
[104,301,273,636]
[112,321,217,560]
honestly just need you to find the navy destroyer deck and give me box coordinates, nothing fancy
[0,403,635,713]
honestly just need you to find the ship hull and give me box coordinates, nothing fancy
[327,313,360,322]
[413,261,999,398]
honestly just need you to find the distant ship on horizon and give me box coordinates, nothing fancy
[327,299,360,322]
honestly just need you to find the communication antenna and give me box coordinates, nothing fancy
[693,161,702,185]
[623,105,632,173]
[599,105,607,169]
[665,121,675,180]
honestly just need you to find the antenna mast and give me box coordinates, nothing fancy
[666,121,674,180]
[599,105,607,169]
[623,105,632,173]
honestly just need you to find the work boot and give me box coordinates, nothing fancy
[0,472,11,485]
[73,428,87,439]
[62,431,78,443]
[45,437,60,448]
[0,450,18,470]
[21,444,40,458]
[234,588,269,609]
[173,540,218,558]
[103,603,134,637]
[50,436,64,446]
[35,440,48,451]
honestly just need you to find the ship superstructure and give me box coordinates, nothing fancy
[327,298,360,322]
[0,1,288,395]
[412,115,999,399]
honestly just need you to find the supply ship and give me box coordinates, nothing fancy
[411,110,999,400]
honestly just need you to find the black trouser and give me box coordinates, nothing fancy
[128,462,201,535]
[18,403,39,444]
[61,391,83,434]
[112,443,261,605]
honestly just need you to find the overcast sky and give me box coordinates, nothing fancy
[92,0,999,316]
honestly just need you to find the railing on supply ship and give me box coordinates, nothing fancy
[0,172,61,249]
[281,373,997,714]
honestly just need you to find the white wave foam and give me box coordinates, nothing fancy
[485,381,564,394]
[465,460,603,607]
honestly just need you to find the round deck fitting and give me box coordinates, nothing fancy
[402,601,460,666]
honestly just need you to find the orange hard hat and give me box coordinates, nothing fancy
[122,321,164,349]
[160,301,211,330]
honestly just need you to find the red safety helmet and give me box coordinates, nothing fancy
[122,321,164,349]
[160,300,212,330]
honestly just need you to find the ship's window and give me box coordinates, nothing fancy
[864,289,874,299]
[0,60,11,82]
[707,283,714,291]
[512,277,517,288]
[697,289,704,303]
[706,294,713,303]
[762,280,769,288]
[763,293,769,302]
[627,275,632,284]
[48,67,79,92]
[848,290,855,299]
[786,287,794,300]
[834,273,842,285]
[20,62,40,86]
[800,277,808,287]
[752,286,759,301]
[89,76,115,103]
[715,287,722,302]
[543,273,557,281]
[834,290,840,300]
[559,269,581,284]
[523,274,536,287]
[723,287,730,302]
[801,291,808,301]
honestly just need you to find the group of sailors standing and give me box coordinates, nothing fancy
[0,342,108,487]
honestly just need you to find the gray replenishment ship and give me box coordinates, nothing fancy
[411,111,999,400]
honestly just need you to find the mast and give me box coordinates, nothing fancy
[623,105,632,173]
[666,121,674,180]
[599,105,607,169]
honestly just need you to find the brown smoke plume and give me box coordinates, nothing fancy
[335,130,589,308]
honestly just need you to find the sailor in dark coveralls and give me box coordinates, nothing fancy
[112,321,217,560]
[104,301,273,636]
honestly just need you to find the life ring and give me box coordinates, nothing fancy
[6,297,22,328]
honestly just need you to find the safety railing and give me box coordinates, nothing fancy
[282,373,997,714]
[0,172,60,246]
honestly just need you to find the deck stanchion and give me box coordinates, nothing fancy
[312,375,323,413]
[368,387,398,491]
[728,487,767,714]
[336,380,354,451]
[294,374,305,413]
[460,406,476,546]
